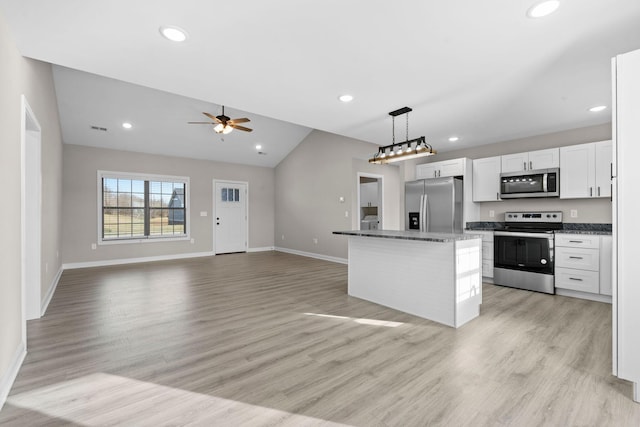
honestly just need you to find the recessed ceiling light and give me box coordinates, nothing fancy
[589,105,607,112]
[338,94,354,103]
[159,25,188,42]
[448,136,459,142]
[122,122,132,129]
[255,144,262,150]
[527,0,560,18]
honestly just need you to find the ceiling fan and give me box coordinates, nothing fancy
[188,106,252,134]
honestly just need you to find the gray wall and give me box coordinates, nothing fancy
[402,123,613,223]
[62,144,275,264]
[275,130,400,260]
[0,13,63,390]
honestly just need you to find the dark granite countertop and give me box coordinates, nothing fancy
[466,222,611,235]
[333,229,482,243]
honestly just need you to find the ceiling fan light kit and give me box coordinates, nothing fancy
[188,105,253,135]
[369,106,436,164]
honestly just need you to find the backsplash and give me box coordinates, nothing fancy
[477,197,612,224]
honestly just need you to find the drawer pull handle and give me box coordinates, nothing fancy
[569,256,583,259]
[569,277,583,281]
[568,240,583,243]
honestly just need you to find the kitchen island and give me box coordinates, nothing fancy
[333,230,482,328]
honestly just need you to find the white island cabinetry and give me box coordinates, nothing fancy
[334,230,482,328]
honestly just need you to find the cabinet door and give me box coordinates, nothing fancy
[501,153,528,173]
[360,182,377,207]
[595,140,613,198]
[438,159,465,178]
[600,235,612,296]
[560,143,595,199]
[529,148,560,170]
[472,156,502,201]
[416,163,438,179]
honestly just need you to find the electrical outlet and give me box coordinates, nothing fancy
[570,209,578,218]
[489,210,495,218]
[190,238,195,244]
[313,238,318,244]
[200,211,207,217]
[345,210,349,218]
[281,234,285,240]
[91,243,97,250]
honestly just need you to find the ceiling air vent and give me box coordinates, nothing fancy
[90,125,108,132]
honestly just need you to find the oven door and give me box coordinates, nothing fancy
[494,231,554,275]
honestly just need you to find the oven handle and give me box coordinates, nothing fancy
[494,231,554,239]
[543,173,548,192]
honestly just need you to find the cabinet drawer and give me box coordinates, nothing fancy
[555,234,600,249]
[555,247,599,271]
[555,268,599,293]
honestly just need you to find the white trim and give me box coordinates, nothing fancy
[97,170,191,244]
[247,247,275,253]
[213,180,249,254]
[63,251,214,270]
[41,266,64,317]
[555,288,612,304]
[21,95,42,328]
[0,341,26,411]
[275,247,347,265]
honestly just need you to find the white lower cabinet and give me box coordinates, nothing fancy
[555,233,612,299]
[466,230,494,280]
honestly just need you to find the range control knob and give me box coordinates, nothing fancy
[546,214,551,218]
[552,214,557,218]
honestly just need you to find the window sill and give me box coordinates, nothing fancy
[98,236,190,246]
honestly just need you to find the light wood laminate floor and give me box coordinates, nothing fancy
[1,251,639,426]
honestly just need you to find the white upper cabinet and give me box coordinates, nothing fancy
[501,148,560,173]
[595,141,613,198]
[360,182,378,207]
[416,158,465,179]
[560,140,612,199]
[472,156,502,202]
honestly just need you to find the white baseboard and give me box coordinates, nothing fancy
[247,246,275,253]
[41,266,63,317]
[0,341,26,412]
[275,247,347,265]
[555,288,612,303]
[63,251,215,270]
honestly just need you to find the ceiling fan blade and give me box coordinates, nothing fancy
[188,121,214,124]
[231,124,253,132]
[202,112,223,124]
[228,118,250,124]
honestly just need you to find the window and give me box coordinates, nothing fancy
[99,171,189,242]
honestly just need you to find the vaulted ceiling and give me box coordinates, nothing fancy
[2,0,640,167]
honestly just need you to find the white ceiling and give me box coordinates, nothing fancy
[2,0,640,167]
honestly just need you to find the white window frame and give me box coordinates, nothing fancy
[97,170,190,245]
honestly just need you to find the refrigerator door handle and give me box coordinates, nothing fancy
[423,193,429,232]
[418,195,424,231]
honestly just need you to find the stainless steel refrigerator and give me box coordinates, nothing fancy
[405,177,463,233]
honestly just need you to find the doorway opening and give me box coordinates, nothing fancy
[357,173,383,230]
[21,95,42,332]
[213,180,248,254]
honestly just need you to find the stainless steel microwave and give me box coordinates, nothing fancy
[499,168,559,199]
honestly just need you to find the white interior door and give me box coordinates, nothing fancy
[214,181,248,254]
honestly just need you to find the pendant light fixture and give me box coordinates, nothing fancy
[369,107,436,164]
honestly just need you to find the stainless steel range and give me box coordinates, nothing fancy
[493,211,563,294]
